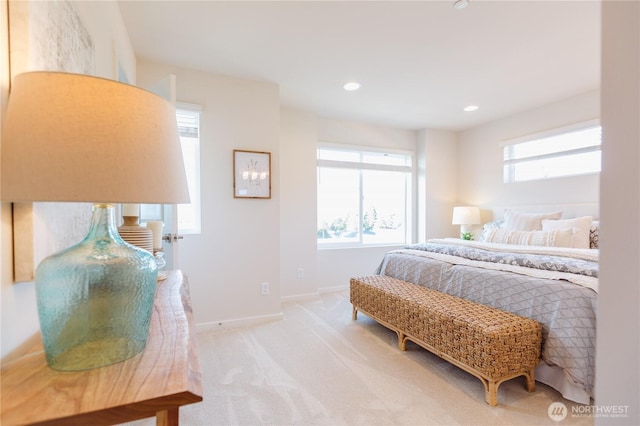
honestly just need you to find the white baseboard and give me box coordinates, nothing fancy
[196,286,350,333]
[280,292,319,303]
[196,312,283,333]
[281,285,349,303]
[318,285,349,294]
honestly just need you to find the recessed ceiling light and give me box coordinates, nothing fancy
[343,82,361,91]
[453,0,469,10]
[464,105,479,112]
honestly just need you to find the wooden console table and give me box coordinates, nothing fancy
[1,271,203,426]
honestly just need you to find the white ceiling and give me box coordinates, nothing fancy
[118,1,600,131]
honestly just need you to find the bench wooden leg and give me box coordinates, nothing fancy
[486,381,498,406]
[484,370,536,406]
[525,368,536,392]
[398,333,407,351]
[352,306,358,320]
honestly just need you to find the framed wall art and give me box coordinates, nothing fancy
[233,150,271,199]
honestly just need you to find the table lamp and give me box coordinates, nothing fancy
[1,72,190,371]
[452,206,481,240]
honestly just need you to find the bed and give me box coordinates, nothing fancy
[374,209,599,404]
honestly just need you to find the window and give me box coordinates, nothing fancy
[140,104,201,234]
[503,121,601,183]
[175,105,201,233]
[317,145,412,247]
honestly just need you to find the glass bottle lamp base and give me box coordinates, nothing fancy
[35,204,158,371]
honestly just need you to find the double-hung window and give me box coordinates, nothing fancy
[317,145,412,247]
[503,120,601,183]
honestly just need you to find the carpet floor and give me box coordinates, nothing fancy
[125,290,593,426]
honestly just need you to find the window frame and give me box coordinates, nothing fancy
[503,119,601,183]
[317,143,413,249]
[175,103,202,235]
[139,103,202,235]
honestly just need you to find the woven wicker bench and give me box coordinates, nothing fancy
[350,275,542,406]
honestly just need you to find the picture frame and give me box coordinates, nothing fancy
[233,150,271,199]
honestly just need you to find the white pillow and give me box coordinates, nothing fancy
[542,216,593,249]
[484,228,576,248]
[503,210,563,231]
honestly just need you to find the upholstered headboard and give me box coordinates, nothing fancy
[488,202,599,221]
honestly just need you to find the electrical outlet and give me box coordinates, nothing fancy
[297,268,304,279]
[261,282,270,295]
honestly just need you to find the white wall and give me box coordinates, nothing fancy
[457,90,600,222]
[135,60,282,328]
[596,1,639,424]
[418,129,458,240]
[0,0,136,357]
[75,1,136,83]
[279,108,319,298]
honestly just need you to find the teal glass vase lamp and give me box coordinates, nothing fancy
[1,72,190,371]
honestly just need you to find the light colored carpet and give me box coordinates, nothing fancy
[125,290,593,426]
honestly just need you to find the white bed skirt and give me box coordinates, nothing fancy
[536,361,592,405]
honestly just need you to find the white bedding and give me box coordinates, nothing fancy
[424,238,598,292]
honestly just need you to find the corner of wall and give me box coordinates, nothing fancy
[417,129,458,240]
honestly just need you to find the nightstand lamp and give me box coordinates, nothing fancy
[1,72,190,371]
[452,206,481,240]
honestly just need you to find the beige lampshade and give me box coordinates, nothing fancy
[452,206,481,225]
[1,71,190,204]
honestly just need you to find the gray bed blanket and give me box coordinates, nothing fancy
[374,240,597,400]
